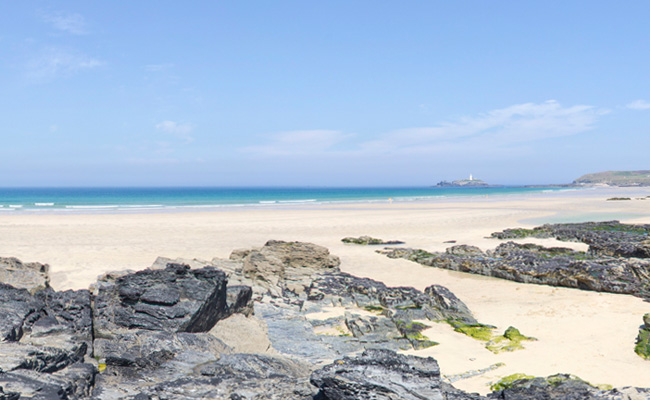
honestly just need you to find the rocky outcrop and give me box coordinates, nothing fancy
[491,221,650,259]
[228,240,341,297]
[2,238,649,399]
[488,373,650,400]
[383,240,650,301]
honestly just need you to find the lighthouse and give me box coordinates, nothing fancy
[469,174,473,181]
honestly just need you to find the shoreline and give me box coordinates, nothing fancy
[1,186,649,394]
[0,185,622,216]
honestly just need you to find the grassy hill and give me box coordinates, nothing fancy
[574,170,650,186]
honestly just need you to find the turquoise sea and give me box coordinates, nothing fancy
[0,186,572,214]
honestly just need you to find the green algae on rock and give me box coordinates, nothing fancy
[486,326,537,354]
[635,313,650,360]
[341,236,404,245]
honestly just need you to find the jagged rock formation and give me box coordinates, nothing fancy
[1,239,649,398]
[0,242,488,399]
[0,283,95,398]
[382,222,650,301]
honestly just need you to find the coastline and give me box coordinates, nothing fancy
[1,186,649,394]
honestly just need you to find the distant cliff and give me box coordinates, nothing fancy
[574,170,650,186]
[436,178,490,187]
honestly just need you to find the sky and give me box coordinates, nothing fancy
[2,1,650,187]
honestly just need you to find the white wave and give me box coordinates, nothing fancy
[9,205,23,208]
[35,203,54,206]
[259,201,277,204]
[119,204,164,208]
[278,199,317,203]
[66,205,119,209]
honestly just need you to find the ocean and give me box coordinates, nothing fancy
[0,186,572,214]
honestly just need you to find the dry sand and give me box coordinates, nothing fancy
[1,187,649,394]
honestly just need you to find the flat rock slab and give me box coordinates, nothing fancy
[311,348,444,400]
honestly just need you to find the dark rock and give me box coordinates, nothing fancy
[0,385,19,400]
[383,240,650,300]
[125,353,316,400]
[487,373,650,400]
[226,285,254,317]
[446,245,485,257]
[0,283,43,342]
[491,221,650,259]
[425,285,477,325]
[310,348,444,399]
[0,361,96,400]
[92,331,232,399]
[93,264,230,335]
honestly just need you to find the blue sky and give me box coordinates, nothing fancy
[2,1,650,186]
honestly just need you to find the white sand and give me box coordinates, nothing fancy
[1,187,649,393]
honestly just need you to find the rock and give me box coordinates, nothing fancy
[209,314,273,354]
[93,264,230,335]
[383,240,650,301]
[92,331,232,399]
[446,245,485,257]
[491,221,650,259]
[0,258,50,294]
[0,386,19,400]
[344,312,411,350]
[0,362,96,400]
[235,240,341,297]
[0,283,96,399]
[226,285,254,317]
[310,348,445,399]
[425,284,478,325]
[341,236,405,245]
[126,353,316,400]
[487,373,650,400]
[0,283,43,342]
[635,314,650,360]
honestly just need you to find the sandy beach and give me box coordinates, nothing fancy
[1,186,649,394]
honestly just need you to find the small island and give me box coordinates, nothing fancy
[436,174,490,187]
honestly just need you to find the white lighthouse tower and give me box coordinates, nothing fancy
[469,174,473,181]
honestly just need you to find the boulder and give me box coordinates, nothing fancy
[0,257,50,294]
[93,264,230,335]
[231,240,340,297]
